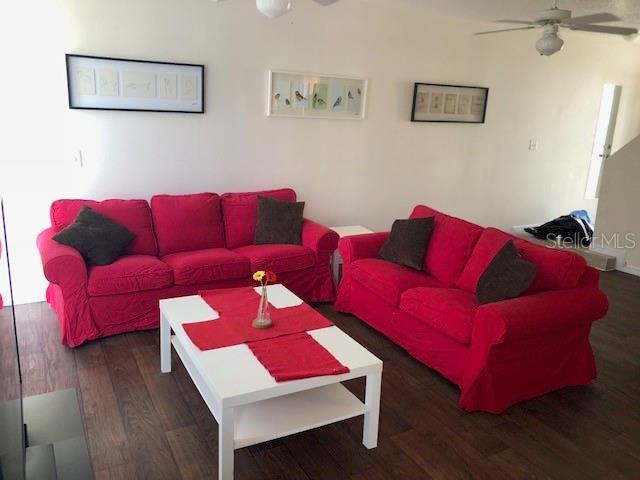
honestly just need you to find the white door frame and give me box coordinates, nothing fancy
[585,83,621,200]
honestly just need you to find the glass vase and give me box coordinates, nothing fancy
[252,284,273,329]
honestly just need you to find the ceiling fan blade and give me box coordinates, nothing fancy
[567,24,639,35]
[474,26,537,36]
[495,19,538,25]
[311,0,340,5]
[563,13,621,25]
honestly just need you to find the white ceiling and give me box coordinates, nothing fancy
[395,0,640,27]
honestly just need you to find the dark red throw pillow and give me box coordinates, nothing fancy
[53,206,135,266]
[477,240,538,305]
[378,217,434,270]
[254,196,305,245]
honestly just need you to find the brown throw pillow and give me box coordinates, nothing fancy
[377,217,434,270]
[477,240,538,305]
[52,206,135,266]
[254,196,305,245]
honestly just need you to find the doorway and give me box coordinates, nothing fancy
[585,83,621,200]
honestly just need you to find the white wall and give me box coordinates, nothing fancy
[594,135,640,272]
[2,0,640,304]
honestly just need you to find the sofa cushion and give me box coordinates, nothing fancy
[151,193,225,256]
[400,287,479,344]
[162,248,250,286]
[352,258,444,306]
[88,255,173,297]
[233,244,315,274]
[456,228,587,294]
[410,205,483,286]
[222,188,297,249]
[51,199,157,256]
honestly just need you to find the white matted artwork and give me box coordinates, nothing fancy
[411,83,488,123]
[76,68,96,96]
[268,70,367,120]
[158,73,177,99]
[179,74,198,101]
[122,71,157,98]
[66,54,204,113]
[97,70,119,96]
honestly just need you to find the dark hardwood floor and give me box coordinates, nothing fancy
[8,270,640,479]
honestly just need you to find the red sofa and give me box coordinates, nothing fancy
[37,188,338,347]
[335,204,608,413]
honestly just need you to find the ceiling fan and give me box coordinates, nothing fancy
[213,0,339,19]
[474,2,639,56]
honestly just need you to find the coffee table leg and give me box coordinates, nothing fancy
[363,371,381,449]
[219,407,235,480]
[160,312,171,373]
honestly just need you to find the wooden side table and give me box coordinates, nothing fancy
[330,225,374,285]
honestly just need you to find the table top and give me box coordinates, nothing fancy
[330,225,374,237]
[160,284,382,407]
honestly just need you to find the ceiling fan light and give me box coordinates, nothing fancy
[256,0,292,18]
[536,32,564,56]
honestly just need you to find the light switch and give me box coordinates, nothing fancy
[528,138,538,151]
[74,150,84,168]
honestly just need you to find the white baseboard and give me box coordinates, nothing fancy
[594,246,640,276]
[617,263,640,277]
[588,244,640,276]
[511,224,539,235]
[589,245,626,262]
[511,226,637,275]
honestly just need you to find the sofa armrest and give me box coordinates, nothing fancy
[473,287,608,344]
[301,219,339,254]
[579,266,600,288]
[36,228,87,291]
[338,232,390,266]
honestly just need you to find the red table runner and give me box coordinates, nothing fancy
[247,332,349,381]
[182,287,347,382]
[183,287,334,350]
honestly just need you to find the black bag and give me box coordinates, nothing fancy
[524,215,593,247]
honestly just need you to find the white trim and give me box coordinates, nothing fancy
[590,246,640,276]
[510,224,540,235]
[617,263,640,277]
[589,245,626,265]
[585,84,622,200]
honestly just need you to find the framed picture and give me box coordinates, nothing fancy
[66,54,205,113]
[267,70,367,120]
[411,83,488,123]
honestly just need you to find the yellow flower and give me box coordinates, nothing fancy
[253,270,266,282]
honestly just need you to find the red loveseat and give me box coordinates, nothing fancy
[37,188,338,347]
[335,204,608,413]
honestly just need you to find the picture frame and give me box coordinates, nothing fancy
[411,83,488,123]
[267,70,367,120]
[66,54,205,113]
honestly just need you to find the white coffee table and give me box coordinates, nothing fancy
[159,284,383,480]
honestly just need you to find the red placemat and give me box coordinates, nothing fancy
[182,287,333,350]
[247,332,349,382]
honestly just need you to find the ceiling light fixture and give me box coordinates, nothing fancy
[256,0,292,18]
[535,24,564,55]
[473,2,638,56]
